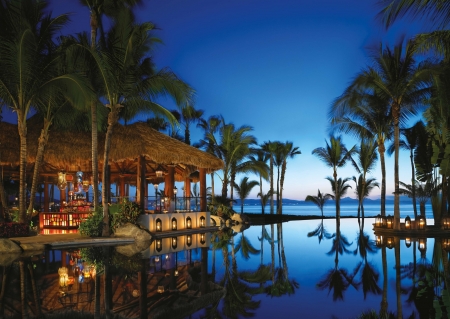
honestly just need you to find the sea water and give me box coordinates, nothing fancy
[235,202,434,219]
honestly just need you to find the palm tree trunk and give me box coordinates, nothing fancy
[378,142,387,216]
[439,175,447,226]
[27,119,50,217]
[210,173,215,202]
[393,104,401,229]
[94,275,101,319]
[277,161,286,215]
[19,260,28,319]
[0,173,8,221]
[28,262,41,317]
[270,223,275,283]
[91,10,99,212]
[18,115,27,223]
[0,265,10,317]
[270,158,274,215]
[334,170,340,230]
[409,151,418,219]
[259,175,264,214]
[395,237,402,318]
[380,246,388,315]
[102,108,119,236]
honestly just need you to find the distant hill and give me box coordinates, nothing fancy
[235,196,413,206]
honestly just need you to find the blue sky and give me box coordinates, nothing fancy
[3,1,431,201]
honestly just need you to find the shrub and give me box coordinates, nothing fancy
[78,208,103,237]
[0,222,30,238]
[110,199,141,231]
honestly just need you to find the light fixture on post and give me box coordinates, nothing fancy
[443,238,450,251]
[58,267,68,287]
[153,183,159,211]
[173,186,178,211]
[405,216,411,230]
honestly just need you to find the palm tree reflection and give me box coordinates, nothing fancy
[353,220,381,299]
[317,219,357,301]
[307,218,333,244]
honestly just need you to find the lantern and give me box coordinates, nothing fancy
[156,239,162,252]
[386,215,393,229]
[405,237,411,248]
[200,233,206,245]
[172,237,177,249]
[375,235,383,247]
[200,216,206,228]
[417,216,426,230]
[386,237,394,249]
[58,267,68,287]
[375,214,382,227]
[443,238,450,251]
[172,217,177,231]
[405,216,411,229]
[57,172,67,190]
[186,235,192,247]
[443,217,450,230]
[157,286,164,293]
[156,218,162,232]
[418,238,427,256]
[186,217,192,229]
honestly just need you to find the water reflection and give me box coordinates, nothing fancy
[3,220,450,318]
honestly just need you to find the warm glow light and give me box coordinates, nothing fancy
[157,286,164,293]
[200,233,206,244]
[156,239,162,252]
[200,216,205,227]
[186,218,192,229]
[405,238,411,248]
[174,270,179,276]
[172,218,177,230]
[186,235,192,246]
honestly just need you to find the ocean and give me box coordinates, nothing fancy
[234,201,435,219]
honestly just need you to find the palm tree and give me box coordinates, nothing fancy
[352,175,379,221]
[196,115,224,201]
[249,148,270,214]
[0,0,91,222]
[180,104,204,145]
[351,138,378,219]
[74,13,192,235]
[79,0,144,212]
[378,0,450,30]
[233,177,259,214]
[305,189,333,217]
[339,39,432,229]
[398,180,433,216]
[261,141,280,215]
[277,141,301,215]
[312,136,355,227]
[387,121,426,218]
[330,90,393,216]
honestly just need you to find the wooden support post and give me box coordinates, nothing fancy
[199,168,206,212]
[137,156,146,212]
[44,177,49,212]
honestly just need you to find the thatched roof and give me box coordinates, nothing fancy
[0,120,223,181]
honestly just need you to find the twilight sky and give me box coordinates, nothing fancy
[4,1,431,201]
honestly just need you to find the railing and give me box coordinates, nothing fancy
[109,196,202,212]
